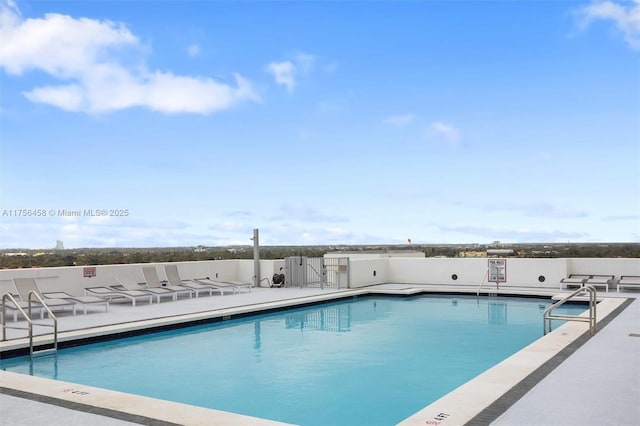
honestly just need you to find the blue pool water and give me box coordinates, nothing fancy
[1,295,586,425]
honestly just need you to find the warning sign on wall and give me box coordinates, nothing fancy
[488,259,506,284]
[83,267,96,278]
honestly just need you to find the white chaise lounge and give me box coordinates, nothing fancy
[85,286,153,307]
[584,275,614,293]
[616,276,640,293]
[560,274,590,291]
[43,291,109,314]
[1,293,43,322]
[141,266,194,300]
[116,273,184,303]
[14,278,77,317]
[163,264,221,297]
[194,277,253,294]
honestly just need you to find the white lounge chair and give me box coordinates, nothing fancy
[163,264,221,297]
[42,291,109,314]
[1,293,43,322]
[194,277,252,293]
[141,266,193,300]
[85,286,153,307]
[13,278,77,316]
[560,274,590,291]
[616,275,640,293]
[115,274,180,303]
[585,275,614,293]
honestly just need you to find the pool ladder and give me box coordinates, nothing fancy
[543,285,597,336]
[2,291,58,358]
[476,270,497,297]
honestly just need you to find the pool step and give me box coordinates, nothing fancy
[32,347,57,357]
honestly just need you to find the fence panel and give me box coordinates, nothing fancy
[284,257,349,289]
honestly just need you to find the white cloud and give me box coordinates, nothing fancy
[209,221,255,233]
[264,52,318,93]
[0,9,138,76]
[265,61,296,93]
[0,214,203,248]
[294,52,316,73]
[24,84,85,111]
[146,72,258,114]
[436,224,589,242]
[383,113,415,127]
[0,3,259,114]
[603,214,640,221]
[270,205,349,223]
[187,43,201,57]
[258,223,367,245]
[429,122,461,145]
[577,0,640,49]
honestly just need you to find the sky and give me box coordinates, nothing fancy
[0,0,639,249]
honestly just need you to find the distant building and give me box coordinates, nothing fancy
[459,250,487,257]
[487,249,515,256]
[326,250,425,259]
[55,240,65,250]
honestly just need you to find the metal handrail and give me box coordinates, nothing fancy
[476,269,490,297]
[543,285,597,336]
[2,293,31,339]
[2,291,58,358]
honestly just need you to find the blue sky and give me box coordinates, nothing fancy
[0,0,639,248]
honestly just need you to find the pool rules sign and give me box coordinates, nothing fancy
[488,259,507,288]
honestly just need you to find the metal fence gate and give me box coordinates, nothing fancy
[284,257,349,289]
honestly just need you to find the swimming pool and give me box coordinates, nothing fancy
[0,295,586,425]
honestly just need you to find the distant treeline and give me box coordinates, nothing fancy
[1,243,638,269]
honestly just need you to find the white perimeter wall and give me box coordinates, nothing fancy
[348,259,390,286]
[0,260,239,296]
[348,257,638,289]
[566,258,639,277]
[382,258,568,289]
[0,257,637,295]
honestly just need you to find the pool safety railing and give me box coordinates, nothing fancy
[476,269,491,297]
[543,285,597,336]
[2,291,58,358]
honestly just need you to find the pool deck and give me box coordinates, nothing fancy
[1,285,638,425]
